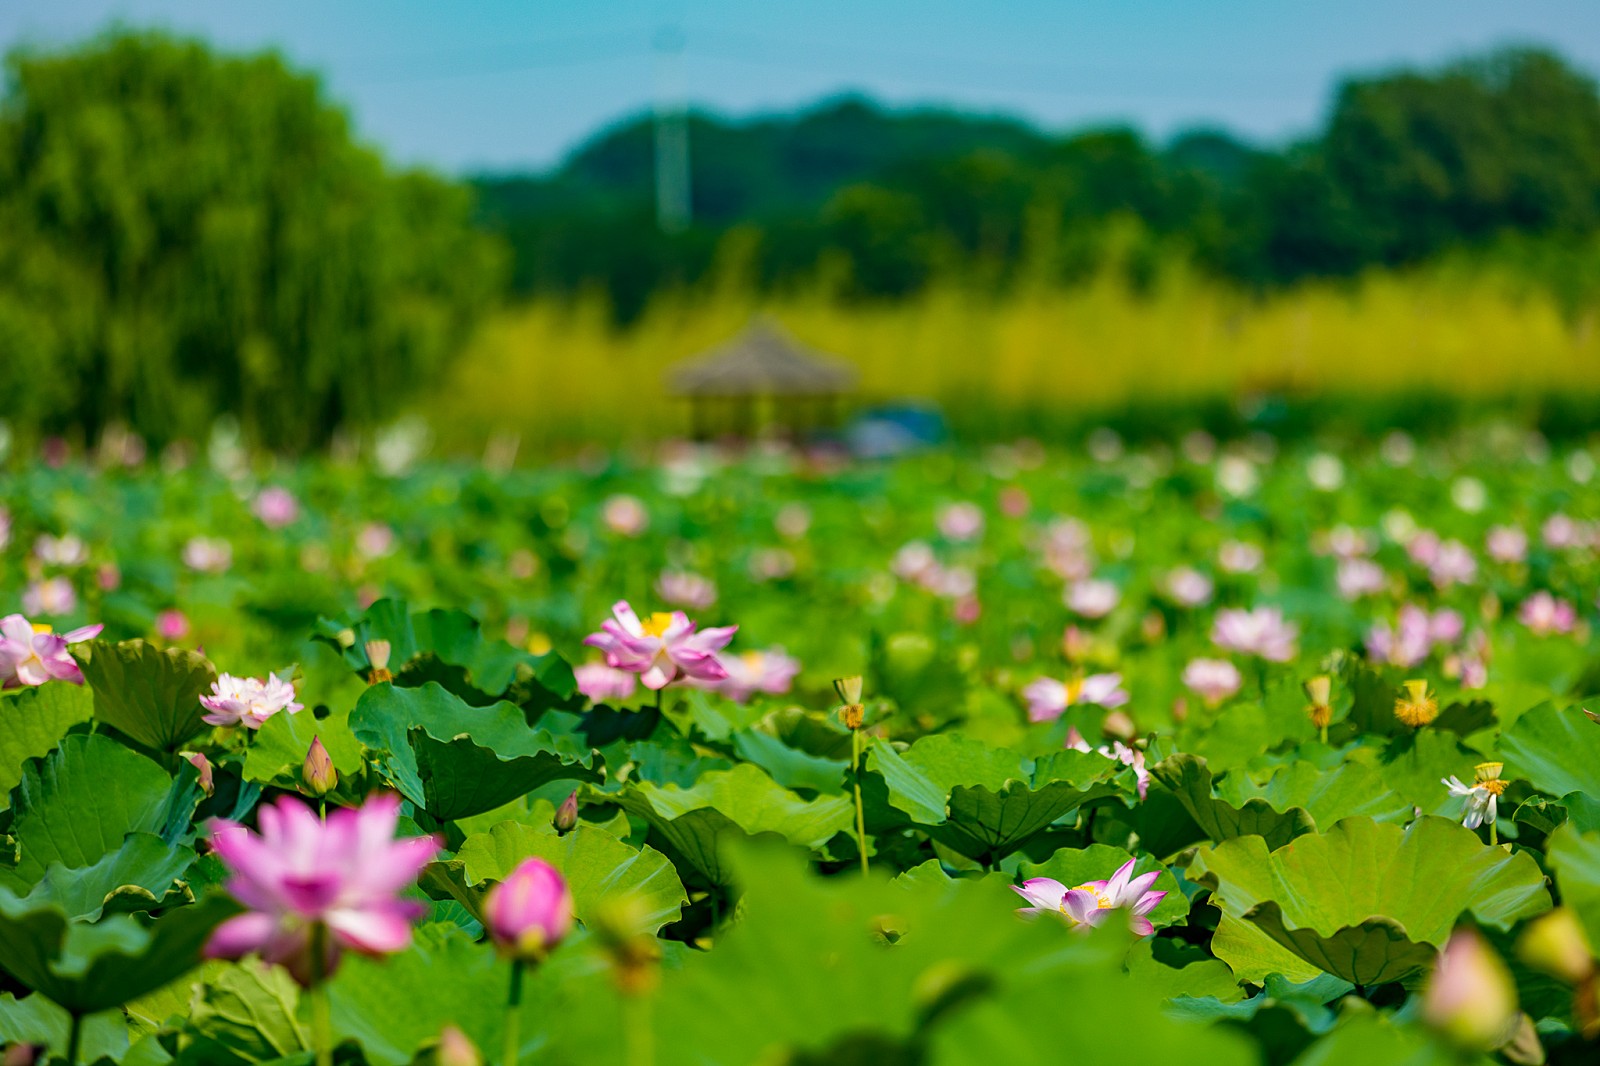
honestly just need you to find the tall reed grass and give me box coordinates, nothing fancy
[430,262,1599,451]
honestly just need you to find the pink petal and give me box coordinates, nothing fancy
[205,912,279,959]
[328,903,421,954]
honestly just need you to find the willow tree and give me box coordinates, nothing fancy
[0,31,504,450]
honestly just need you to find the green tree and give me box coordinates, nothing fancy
[0,31,504,450]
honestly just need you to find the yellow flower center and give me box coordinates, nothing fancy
[1064,676,1084,704]
[1066,883,1114,910]
[1480,779,1508,797]
[638,612,675,638]
[31,623,52,634]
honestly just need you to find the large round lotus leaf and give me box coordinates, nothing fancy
[0,684,94,799]
[596,763,855,886]
[1498,702,1600,801]
[73,640,217,753]
[420,820,686,934]
[1190,816,1550,985]
[0,889,238,1014]
[1547,823,1600,947]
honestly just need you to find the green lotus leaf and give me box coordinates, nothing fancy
[1190,816,1551,984]
[730,729,848,794]
[1499,702,1600,800]
[0,888,239,1014]
[1017,843,1190,930]
[182,960,309,1064]
[1287,1011,1462,1066]
[0,992,127,1063]
[1125,936,1247,1005]
[867,735,1121,862]
[420,820,686,934]
[351,682,598,821]
[9,734,178,885]
[315,599,574,702]
[1150,753,1315,850]
[73,639,217,752]
[23,833,195,921]
[1546,823,1600,947]
[0,684,94,799]
[598,763,855,885]
[241,704,363,787]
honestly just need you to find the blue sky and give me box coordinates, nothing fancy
[5,1,1599,173]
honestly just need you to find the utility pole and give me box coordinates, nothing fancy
[652,24,691,234]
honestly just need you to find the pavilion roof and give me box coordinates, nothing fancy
[667,319,857,397]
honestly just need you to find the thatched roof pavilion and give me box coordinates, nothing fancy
[666,319,856,439]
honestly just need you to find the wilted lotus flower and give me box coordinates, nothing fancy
[601,494,649,537]
[1423,929,1519,1050]
[253,486,300,528]
[1013,858,1167,935]
[1164,568,1214,608]
[156,608,190,642]
[1394,679,1438,728]
[1181,658,1242,705]
[1217,541,1263,574]
[0,615,103,688]
[484,857,574,962]
[1336,558,1387,600]
[710,648,801,702]
[184,752,215,796]
[1485,526,1528,564]
[22,577,76,617]
[583,601,736,690]
[1065,578,1120,619]
[1429,540,1477,589]
[1518,591,1577,636]
[1211,607,1297,662]
[655,570,717,610]
[200,672,303,729]
[1443,762,1507,831]
[33,533,88,567]
[182,536,233,573]
[1021,673,1128,723]
[205,794,439,985]
[937,502,985,542]
[573,662,638,703]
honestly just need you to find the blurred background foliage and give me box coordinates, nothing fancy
[1,31,1599,451]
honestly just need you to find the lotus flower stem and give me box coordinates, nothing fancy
[851,728,869,877]
[309,922,333,1066]
[623,988,655,1066]
[502,958,524,1066]
[66,1012,82,1065]
[1490,821,1498,846]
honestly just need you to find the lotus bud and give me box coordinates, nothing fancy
[301,736,338,797]
[1394,679,1438,728]
[1423,929,1519,1050]
[553,790,580,835]
[435,1026,481,1066]
[183,752,215,797]
[1517,907,1596,985]
[3,1044,42,1066]
[484,858,573,962]
[366,639,393,684]
[1062,625,1091,663]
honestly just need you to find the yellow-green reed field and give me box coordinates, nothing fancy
[434,263,1600,449]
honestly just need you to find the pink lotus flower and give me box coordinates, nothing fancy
[1485,526,1527,564]
[0,508,9,551]
[774,503,811,540]
[999,486,1030,518]
[33,533,88,567]
[1211,606,1297,662]
[1518,592,1577,637]
[1013,858,1167,935]
[601,495,649,537]
[1163,568,1214,608]
[747,548,796,582]
[937,502,985,542]
[253,486,300,529]
[891,541,939,583]
[573,662,639,703]
[156,609,190,642]
[1065,579,1119,619]
[1217,540,1264,574]
[356,523,397,560]
[1042,518,1094,581]
[1422,929,1518,1050]
[205,794,439,985]
[1021,673,1128,723]
[1543,514,1583,550]
[709,648,801,702]
[1336,558,1387,600]
[96,563,121,591]
[655,571,718,610]
[1406,529,1442,567]
[0,614,103,688]
[483,857,574,961]
[200,672,303,729]
[1181,658,1242,705]
[583,601,736,690]
[182,536,233,573]
[1366,606,1462,668]
[22,577,76,617]
[1322,525,1375,559]
[1064,727,1150,801]
[1428,540,1477,589]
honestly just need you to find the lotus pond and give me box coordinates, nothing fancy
[0,431,1598,1065]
